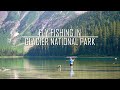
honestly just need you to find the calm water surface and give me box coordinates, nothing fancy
[0,57,120,79]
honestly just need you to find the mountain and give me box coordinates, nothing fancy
[0,11,86,56]
[62,11,120,56]
[1,11,119,56]
[25,11,120,56]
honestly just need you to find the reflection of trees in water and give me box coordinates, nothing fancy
[26,58,66,70]
[23,59,31,70]
[0,58,24,68]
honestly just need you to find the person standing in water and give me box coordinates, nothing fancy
[69,57,75,77]
[69,57,75,66]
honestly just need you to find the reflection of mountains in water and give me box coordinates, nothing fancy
[0,58,120,73]
[15,65,120,72]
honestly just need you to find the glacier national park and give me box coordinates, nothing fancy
[0,11,120,79]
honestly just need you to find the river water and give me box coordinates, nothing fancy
[0,57,120,79]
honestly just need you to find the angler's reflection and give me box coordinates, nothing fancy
[70,66,74,77]
[13,70,19,79]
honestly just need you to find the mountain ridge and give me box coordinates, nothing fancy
[0,11,86,55]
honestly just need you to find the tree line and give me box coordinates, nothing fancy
[0,49,23,56]
[25,11,120,56]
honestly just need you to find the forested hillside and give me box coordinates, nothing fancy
[26,11,120,56]
[0,11,82,56]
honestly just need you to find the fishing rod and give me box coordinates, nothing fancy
[65,56,77,61]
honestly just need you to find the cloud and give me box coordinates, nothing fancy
[74,11,87,15]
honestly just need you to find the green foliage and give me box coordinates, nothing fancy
[26,11,120,56]
[0,28,10,49]
[1,11,120,56]
[62,11,120,56]
[0,28,24,56]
